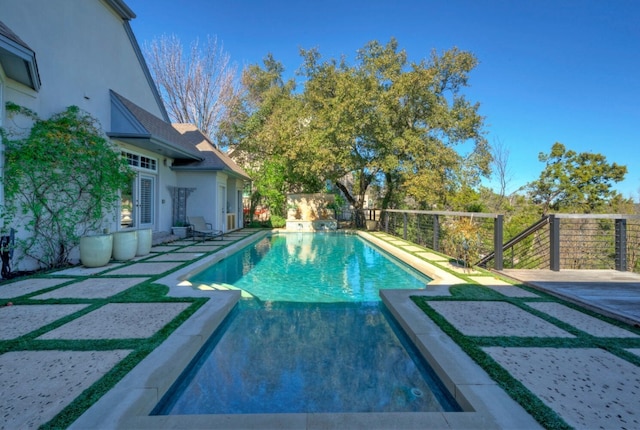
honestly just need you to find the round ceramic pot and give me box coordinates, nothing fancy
[80,234,113,267]
[136,228,152,256]
[112,230,138,261]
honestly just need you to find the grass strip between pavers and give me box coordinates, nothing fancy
[412,295,571,430]
[411,281,640,430]
[363,232,640,429]
[40,297,207,429]
[0,229,266,429]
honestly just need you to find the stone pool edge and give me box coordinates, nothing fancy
[381,289,540,429]
[70,230,540,429]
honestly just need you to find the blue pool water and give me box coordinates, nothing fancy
[188,233,431,302]
[154,233,460,414]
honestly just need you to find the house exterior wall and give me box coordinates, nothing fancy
[175,171,220,230]
[173,172,247,232]
[0,1,183,270]
[0,0,162,122]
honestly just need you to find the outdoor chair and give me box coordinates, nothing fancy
[188,216,223,241]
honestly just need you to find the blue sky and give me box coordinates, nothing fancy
[126,0,640,201]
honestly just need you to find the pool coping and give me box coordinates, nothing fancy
[70,230,540,429]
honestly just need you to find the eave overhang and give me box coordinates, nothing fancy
[107,132,203,161]
[109,90,202,161]
[0,21,41,91]
[170,164,251,181]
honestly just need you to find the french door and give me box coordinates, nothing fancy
[120,173,155,229]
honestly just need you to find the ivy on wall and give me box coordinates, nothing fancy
[0,103,134,269]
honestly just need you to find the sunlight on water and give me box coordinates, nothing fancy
[154,233,460,415]
[188,233,431,302]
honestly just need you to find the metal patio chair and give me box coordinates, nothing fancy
[188,216,223,241]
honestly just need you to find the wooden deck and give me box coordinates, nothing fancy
[500,269,640,327]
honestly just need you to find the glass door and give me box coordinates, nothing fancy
[138,175,154,227]
[120,173,155,229]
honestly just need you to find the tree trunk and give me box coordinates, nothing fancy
[335,181,365,228]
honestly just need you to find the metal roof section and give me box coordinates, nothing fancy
[172,123,251,181]
[0,20,41,90]
[109,90,203,161]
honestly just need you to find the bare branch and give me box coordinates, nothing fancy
[144,34,239,141]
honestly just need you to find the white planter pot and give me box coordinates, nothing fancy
[172,226,189,239]
[366,220,377,231]
[112,230,138,261]
[136,228,152,256]
[80,234,113,268]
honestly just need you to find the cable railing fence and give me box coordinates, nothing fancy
[380,209,504,269]
[371,209,640,274]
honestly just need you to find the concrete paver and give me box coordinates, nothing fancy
[32,277,149,300]
[179,245,224,253]
[0,350,132,429]
[527,302,639,338]
[468,276,540,297]
[0,304,89,339]
[442,262,480,274]
[0,277,74,298]
[484,347,640,430]
[38,303,191,340]
[401,245,426,252]
[150,245,181,252]
[145,252,204,262]
[2,230,640,429]
[427,301,575,337]
[415,251,449,261]
[52,264,123,276]
[104,261,183,276]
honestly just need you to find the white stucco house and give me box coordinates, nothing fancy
[0,0,249,271]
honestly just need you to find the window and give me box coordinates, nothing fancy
[122,151,157,172]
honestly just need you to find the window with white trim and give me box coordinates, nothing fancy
[122,151,157,172]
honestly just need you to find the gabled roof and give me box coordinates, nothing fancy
[103,0,136,20]
[0,20,41,90]
[172,123,251,181]
[104,0,170,122]
[109,90,203,160]
[108,90,251,181]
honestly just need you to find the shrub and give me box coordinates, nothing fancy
[0,103,133,268]
[269,215,286,228]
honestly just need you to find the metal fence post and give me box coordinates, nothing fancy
[494,214,504,271]
[433,215,440,252]
[549,215,560,271]
[384,211,389,233]
[615,218,627,271]
[403,212,408,240]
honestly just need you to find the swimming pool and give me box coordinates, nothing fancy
[153,233,460,414]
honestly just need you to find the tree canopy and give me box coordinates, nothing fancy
[219,39,490,224]
[527,142,628,214]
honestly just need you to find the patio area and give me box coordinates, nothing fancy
[1,229,639,429]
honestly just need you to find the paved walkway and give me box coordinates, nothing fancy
[1,230,640,429]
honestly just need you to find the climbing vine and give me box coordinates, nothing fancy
[0,103,133,269]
